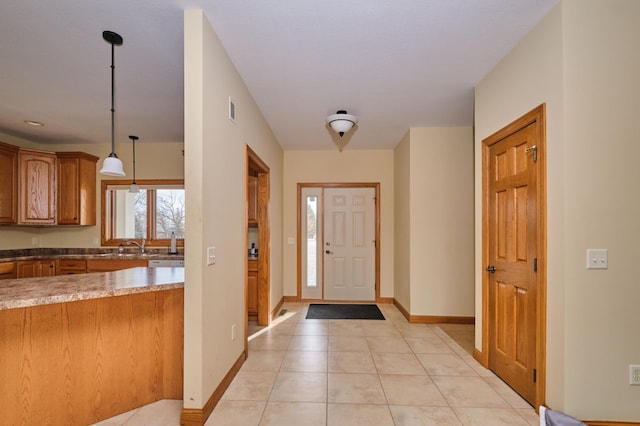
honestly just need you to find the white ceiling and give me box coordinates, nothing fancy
[0,0,558,151]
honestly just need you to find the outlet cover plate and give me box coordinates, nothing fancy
[586,249,608,269]
[207,247,216,265]
[630,365,640,385]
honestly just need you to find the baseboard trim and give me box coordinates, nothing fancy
[392,299,475,324]
[410,315,475,324]
[283,295,299,303]
[180,351,246,426]
[393,299,411,321]
[377,297,393,304]
[271,296,285,321]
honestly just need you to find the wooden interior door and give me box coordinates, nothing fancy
[323,187,375,301]
[487,119,539,405]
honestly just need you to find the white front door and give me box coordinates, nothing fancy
[323,188,376,301]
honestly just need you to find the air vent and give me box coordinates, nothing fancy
[229,97,236,123]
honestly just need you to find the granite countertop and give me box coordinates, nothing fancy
[0,267,184,311]
[0,247,184,262]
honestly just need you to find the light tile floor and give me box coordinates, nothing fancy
[93,303,539,426]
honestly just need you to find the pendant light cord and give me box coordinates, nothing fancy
[132,137,136,183]
[110,40,116,155]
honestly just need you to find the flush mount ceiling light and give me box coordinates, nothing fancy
[326,110,358,137]
[128,135,140,193]
[99,30,126,177]
[24,120,44,127]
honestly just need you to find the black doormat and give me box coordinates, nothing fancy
[306,304,385,320]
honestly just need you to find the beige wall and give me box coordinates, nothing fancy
[183,10,283,409]
[393,128,474,317]
[282,150,394,299]
[408,127,474,316]
[476,0,640,420]
[393,132,411,309]
[0,132,184,250]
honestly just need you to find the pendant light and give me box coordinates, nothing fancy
[99,30,126,176]
[326,110,358,137]
[129,135,140,193]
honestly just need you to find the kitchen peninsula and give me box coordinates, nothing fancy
[0,267,184,425]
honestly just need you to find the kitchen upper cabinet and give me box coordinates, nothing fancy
[0,142,18,224]
[248,175,258,226]
[56,152,98,225]
[18,148,56,225]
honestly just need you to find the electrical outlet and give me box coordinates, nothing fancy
[231,324,236,341]
[586,249,608,269]
[630,365,640,385]
[31,237,38,246]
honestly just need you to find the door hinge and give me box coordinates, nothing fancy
[533,368,537,383]
[533,258,538,273]
[525,145,538,162]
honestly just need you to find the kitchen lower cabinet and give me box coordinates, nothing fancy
[16,260,56,278]
[248,259,258,319]
[85,258,148,273]
[56,259,87,275]
[0,262,16,280]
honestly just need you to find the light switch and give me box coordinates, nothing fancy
[586,249,608,269]
[287,237,295,245]
[207,247,216,265]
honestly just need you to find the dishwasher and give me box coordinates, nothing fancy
[148,259,184,267]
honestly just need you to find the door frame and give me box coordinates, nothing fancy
[245,146,270,342]
[481,104,547,409]
[297,182,381,302]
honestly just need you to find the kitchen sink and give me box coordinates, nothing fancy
[148,259,184,267]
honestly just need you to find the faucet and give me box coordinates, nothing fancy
[127,238,146,254]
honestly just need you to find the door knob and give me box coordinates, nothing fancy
[485,265,496,273]
[325,250,333,254]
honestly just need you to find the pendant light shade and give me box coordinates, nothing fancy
[100,30,126,177]
[326,110,358,137]
[101,154,126,176]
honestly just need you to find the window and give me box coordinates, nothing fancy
[102,179,184,247]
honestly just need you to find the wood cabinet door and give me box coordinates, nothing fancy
[16,260,39,278]
[56,152,98,225]
[0,262,16,280]
[56,259,87,275]
[0,143,19,224]
[39,260,56,277]
[247,271,258,315]
[18,149,56,224]
[247,175,258,225]
[17,260,56,278]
